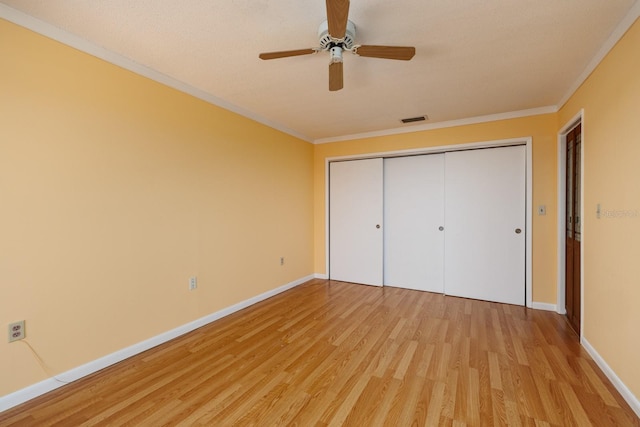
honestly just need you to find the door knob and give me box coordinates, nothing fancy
[515,228,522,234]
[438,226,444,231]
[376,224,381,229]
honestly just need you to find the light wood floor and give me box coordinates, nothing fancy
[1,279,638,426]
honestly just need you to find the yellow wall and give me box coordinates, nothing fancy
[559,18,640,399]
[313,115,559,304]
[0,19,313,396]
[3,8,639,408]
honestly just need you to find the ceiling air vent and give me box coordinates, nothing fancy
[401,115,428,124]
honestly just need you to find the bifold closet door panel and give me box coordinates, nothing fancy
[384,154,445,292]
[444,146,526,305]
[329,158,384,286]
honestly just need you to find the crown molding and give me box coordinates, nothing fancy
[556,1,640,109]
[0,4,312,143]
[313,106,558,144]
[3,1,638,146]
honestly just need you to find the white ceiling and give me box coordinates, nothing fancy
[2,0,638,142]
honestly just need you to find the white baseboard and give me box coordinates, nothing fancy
[531,301,557,312]
[314,273,328,279]
[582,337,640,418]
[0,274,313,413]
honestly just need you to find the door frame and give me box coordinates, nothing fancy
[557,110,584,338]
[325,137,533,308]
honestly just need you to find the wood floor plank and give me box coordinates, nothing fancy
[466,367,481,425]
[415,343,435,380]
[325,373,371,426]
[340,375,397,426]
[558,382,593,426]
[488,351,503,391]
[505,399,523,427]
[532,373,564,426]
[576,357,621,407]
[378,378,412,426]
[431,341,453,381]
[1,279,638,426]
[477,352,494,425]
[442,366,459,421]
[512,364,549,421]
[393,373,426,426]
[208,371,290,425]
[425,381,447,426]
[491,389,509,426]
[287,306,400,425]
[393,340,418,380]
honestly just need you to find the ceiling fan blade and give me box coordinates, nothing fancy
[326,0,350,39]
[329,61,344,91]
[354,45,416,60]
[259,48,316,60]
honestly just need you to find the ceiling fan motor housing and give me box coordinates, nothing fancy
[318,19,356,51]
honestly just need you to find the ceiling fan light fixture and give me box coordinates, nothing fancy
[329,46,344,63]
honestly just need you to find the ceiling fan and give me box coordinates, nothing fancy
[259,0,416,91]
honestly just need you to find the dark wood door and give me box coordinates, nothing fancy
[565,123,581,334]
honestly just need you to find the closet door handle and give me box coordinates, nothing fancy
[515,228,522,234]
[376,224,381,229]
[438,226,444,231]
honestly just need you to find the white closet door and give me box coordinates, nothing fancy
[444,146,526,305]
[384,154,445,292]
[329,158,384,286]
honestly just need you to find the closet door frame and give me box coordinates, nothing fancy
[324,137,533,308]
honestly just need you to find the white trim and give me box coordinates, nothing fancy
[324,137,533,308]
[325,160,331,279]
[582,338,640,418]
[525,138,533,309]
[557,2,640,109]
[531,302,557,312]
[325,137,529,163]
[314,273,328,279]
[0,275,313,413]
[557,129,567,315]
[0,4,311,143]
[314,107,557,144]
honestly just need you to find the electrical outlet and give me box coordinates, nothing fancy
[280,257,284,266]
[189,276,197,290]
[8,320,25,343]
